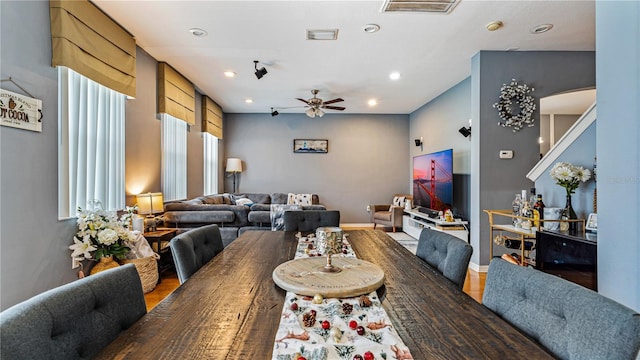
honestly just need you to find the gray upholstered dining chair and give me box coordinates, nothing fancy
[170,224,224,284]
[415,227,472,290]
[0,264,146,360]
[483,258,640,360]
[283,210,341,232]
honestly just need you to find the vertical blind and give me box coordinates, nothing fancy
[58,67,126,217]
[158,63,195,125]
[161,113,187,201]
[203,133,219,195]
[50,0,136,98]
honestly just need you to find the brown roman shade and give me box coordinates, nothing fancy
[49,0,136,97]
[202,96,223,139]
[158,62,195,125]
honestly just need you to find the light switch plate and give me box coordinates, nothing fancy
[499,150,514,159]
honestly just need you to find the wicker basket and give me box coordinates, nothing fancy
[122,256,158,293]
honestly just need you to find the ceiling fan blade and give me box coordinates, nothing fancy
[322,98,344,105]
[323,105,346,111]
[296,98,310,105]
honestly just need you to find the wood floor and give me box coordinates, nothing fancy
[143,228,487,311]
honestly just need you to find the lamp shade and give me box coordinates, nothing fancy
[136,192,164,215]
[226,158,242,172]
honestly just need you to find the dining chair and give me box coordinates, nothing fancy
[170,224,224,284]
[415,227,473,289]
[0,264,146,360]
[483,258,640,360]
[283,210,341,232]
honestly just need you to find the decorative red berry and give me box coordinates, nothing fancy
[353,355,363,360]
[356,325,365,335]
[298,357,307,360]
[349,320,358,330]
[364,351,374,360]
[290,302,298,311]
[321,320,330,330]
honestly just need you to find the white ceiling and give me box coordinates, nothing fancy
[93,0,595,115]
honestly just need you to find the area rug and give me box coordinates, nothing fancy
[386,232,418,255]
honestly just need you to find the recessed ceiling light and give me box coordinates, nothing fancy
[389,72,401,80]
[245,99,253,104]
[486,21,503,32]
[224,71,236,78]
[530,24,553,34]
[368,99,378,106]
[362,24,380,33]
[189,28,208,37]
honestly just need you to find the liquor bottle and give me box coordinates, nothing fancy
[512,194,522,227]
[520,200,532,230]
[534,194,545,221]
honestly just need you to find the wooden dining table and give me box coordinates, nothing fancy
[95,230,554,359]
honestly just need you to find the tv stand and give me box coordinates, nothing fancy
[403,209,468,242]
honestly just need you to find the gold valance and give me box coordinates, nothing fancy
[158,62,195,125]
[202,96,223,139]
[49,0,136,97]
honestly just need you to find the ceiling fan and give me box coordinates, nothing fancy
[296,89,345,118]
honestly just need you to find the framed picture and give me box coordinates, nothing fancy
[586,213,597,232]
[293,139,328,154]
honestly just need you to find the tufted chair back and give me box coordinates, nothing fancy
[483,258,640,360]
[0,264,146,359]
[170,224,224,284]
[415,227,472,289]
[283,210,340,232]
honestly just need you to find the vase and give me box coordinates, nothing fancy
[564,194,578,232]
[90,255,120,275]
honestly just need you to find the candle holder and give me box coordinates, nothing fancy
[315,227,343,273]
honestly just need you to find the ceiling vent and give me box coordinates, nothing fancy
[306,29,339,40]
[381,0,461,14]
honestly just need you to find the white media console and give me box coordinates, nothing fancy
[402,208,469,242]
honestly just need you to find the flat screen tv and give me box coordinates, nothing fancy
[412,148,453,212]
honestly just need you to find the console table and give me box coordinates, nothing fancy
[402,208,468,242]
[536,229,597,290]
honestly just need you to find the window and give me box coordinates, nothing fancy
[161,113,187,201]
[58,67,126,218]
[203,133,219,195]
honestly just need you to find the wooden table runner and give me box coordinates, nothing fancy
[271,233,413,360]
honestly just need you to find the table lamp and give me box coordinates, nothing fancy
[226,158,243,193]
[136,192,164,231]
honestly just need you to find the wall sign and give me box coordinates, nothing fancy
[0,89,43,132]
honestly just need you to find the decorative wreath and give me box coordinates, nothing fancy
[493,79,536,132]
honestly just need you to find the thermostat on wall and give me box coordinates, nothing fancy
[499,150,513,159]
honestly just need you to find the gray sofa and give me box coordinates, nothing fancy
[163,193,325,245]
[483,258,640,360]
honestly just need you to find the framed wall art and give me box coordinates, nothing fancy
[293,139,328,154]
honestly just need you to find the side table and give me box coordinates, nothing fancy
[143,228,178,283]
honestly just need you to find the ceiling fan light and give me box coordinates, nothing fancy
[316,109,325,117]
[306,108,316,118]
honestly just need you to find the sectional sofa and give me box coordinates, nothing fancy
[163,193,325,245]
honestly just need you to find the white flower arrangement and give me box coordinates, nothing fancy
[493,79,536,132]
[69,202,138,261]
[549,162,592,195]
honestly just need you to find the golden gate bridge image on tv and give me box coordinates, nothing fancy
[412,149,453,211]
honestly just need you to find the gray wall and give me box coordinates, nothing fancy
[470,51,596,269]
[409,77,472,219]
[1,0,78,310]
[595,0,639,311]
[223,113,410,223]
[534,122,596,218]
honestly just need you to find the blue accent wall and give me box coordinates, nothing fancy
[595,0,640,311]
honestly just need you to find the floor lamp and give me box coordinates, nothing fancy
[226,158,243,193]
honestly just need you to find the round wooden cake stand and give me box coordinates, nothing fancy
[272,257,385,298]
